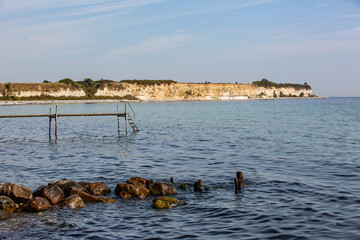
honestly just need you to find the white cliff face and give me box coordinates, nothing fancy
[1,82,313,100]
[253,87,313,98]
[95,83,313,100]
[13,89,86,97]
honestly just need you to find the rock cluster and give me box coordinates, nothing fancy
[0,179,115,220]
[114,177,178,209]
[0,176,216,219]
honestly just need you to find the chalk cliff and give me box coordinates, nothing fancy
[0,82,313,100]
[94,82,313,100]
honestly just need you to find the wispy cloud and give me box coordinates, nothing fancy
[317,3,329,8]
[232,0,277,10]
[0,0,166,28]
[341,14,360,18]
[109,33,197,55]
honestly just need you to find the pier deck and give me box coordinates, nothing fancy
[0,103,138,139]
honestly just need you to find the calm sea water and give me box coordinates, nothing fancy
[0,98,359,239]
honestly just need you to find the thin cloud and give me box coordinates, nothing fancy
[341,14,360,18]
[109,34,196,55]
[0,0,166,23]
[317,3,329,8]
[232,0,277,10]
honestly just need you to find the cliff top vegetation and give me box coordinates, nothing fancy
[120,79,177,86]
[58,78,117,98]
[252,79,311,90]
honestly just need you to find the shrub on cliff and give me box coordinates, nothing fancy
[120,80,176,86]
[59,78,78,87]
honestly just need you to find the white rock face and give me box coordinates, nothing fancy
[0,83,312,100]
[95,83,313,100]
[13,89,86,97]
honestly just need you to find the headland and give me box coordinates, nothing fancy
[0,79,317,105]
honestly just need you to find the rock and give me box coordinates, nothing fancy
[179,184,187,190]
[69,189,116,203]
[194,180,202,192]
[126,177,148,187]
[0,183,33,203]
[0,210,7,221]
[152,197,179,209]
[0,196,19,214]
[22,197,52,212]
[48,179,86,197]
[119,191,132,199]
[146,179,154,189]
[33,185,64,205]
[114,183,150,199]
[150,183,177,196]
[63,194,85,209]
[78,182,111,196]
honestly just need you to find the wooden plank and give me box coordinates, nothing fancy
[0,113,126,118]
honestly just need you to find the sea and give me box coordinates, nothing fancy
[0,98,359,239]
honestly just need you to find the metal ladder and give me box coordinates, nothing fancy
[127,113,139,131]
[125,102,139,132]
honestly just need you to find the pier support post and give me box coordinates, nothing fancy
[117,106,120,136]
[125,103,128,135]
[49,107,52,140]
[55,105,58,140]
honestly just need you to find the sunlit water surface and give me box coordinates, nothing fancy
[0,98,359,239]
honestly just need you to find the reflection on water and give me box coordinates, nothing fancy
[1,98,360,239]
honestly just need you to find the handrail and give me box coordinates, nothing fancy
[125,102,136,122]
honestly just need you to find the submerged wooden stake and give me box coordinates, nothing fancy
[234,171,243,191]
[194,180,202,192]
[236,171,243,185]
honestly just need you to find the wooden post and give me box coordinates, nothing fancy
[236,171,243,185]
[194,180,202,192]
[117,106,120,136]
[234,178,239,189]
[125,103,128,135]
[49,107,52,139]
[235,171,243,192]
[55,105,58,140]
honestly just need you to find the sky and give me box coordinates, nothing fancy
[0,0,359,97]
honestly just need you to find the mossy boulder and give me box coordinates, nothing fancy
[0,196,18,214]
[152,197,179,209]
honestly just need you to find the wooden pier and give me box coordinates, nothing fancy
[0,102,139,139]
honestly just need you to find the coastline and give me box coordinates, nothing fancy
[0,97,327,106]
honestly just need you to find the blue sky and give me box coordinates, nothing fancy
[0,0,359,96]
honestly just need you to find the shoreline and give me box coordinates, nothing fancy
[0,97,327,106]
